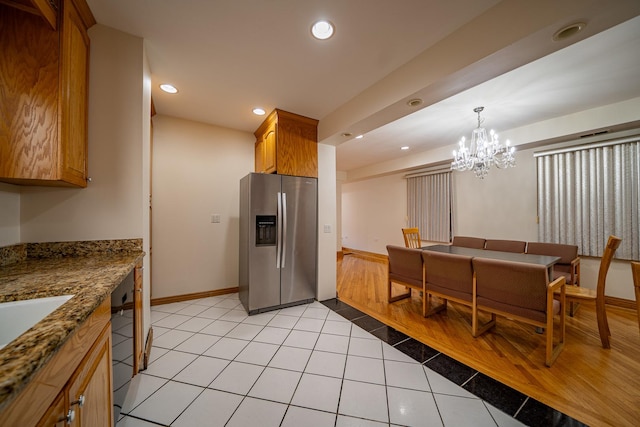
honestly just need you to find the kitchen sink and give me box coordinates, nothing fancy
[0,295,74,350]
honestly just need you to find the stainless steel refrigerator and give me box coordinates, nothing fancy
[239,173,317,314]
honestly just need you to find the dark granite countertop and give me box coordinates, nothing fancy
[0,240,144,410]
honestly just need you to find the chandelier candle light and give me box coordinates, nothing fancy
[451,107,516,179]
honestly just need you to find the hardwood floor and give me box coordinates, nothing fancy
[336,253,640,427]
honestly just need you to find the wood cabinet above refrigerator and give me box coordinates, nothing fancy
[254,109,319,178]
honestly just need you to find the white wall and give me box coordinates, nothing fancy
[151,115,254,299]
[0,183,20,246]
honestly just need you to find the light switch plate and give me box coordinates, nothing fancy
[323,224,331,233]
[211,214,221,223]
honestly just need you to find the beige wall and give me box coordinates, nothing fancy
[151,115,254,299]
[317,143,337,301]
[151,116,339,303]
[0,183,20,246]
[341,172,407,253]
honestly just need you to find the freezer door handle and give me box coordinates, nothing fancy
[281,192,287,268]
[276,192,282,268]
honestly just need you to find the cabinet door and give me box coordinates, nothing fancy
[263,124,277,174]
[68,323,113,427]
[36,391,67,427]
[59,0,89,187]
[0,5,59,183]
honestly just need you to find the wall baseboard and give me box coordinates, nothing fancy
[150,287,240,306]
[605,295,637,310]
[342,247,388,263]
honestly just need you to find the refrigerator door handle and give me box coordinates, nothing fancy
[281,192,287,268]
[276,192,282,268]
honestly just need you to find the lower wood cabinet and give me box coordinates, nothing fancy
[36,322,112,426]
[67,322,112,426]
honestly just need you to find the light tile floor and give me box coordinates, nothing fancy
[114,293,527,427]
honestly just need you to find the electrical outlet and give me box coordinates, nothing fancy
[211,214,221,223]
[323,224,331,233]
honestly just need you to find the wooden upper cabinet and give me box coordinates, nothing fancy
[254,109,318,178]
[0,0,95,187]
[0,0,58,29]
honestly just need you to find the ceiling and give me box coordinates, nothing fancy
[85,0,640,173]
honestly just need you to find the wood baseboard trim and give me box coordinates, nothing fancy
[342,247,388,263]
[605,295,637,310]
[337,250,344,260]
[150,287,240,306]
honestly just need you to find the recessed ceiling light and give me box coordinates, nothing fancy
[355,135,364,139]
[311,20,334,40]
[407,98,423,107]
[253,108,266,116]
[341,132,352,137]
[401,146,410,150]
[159,83,178,94]
[552,22,586,42]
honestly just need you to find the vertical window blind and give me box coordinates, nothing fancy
[406,171,452,243]
[535,139,640,259]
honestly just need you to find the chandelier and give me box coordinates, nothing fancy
[451,107,516,179]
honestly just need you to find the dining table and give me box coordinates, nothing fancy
[421,244,561,278]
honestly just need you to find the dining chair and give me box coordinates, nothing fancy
[472,257,566,367]
[402,228,422,249]
[526,242,580,286]
[386,245,424,304]
[422,250,474,319]
[484,239,526,253]
[630,261,640,335]
[561,235,621,349]
[451,236,486,249]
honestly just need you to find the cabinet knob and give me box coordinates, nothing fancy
[66,409,75,423]
[71,394,85,407]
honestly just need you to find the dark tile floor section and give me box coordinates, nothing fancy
[321,298,587,427]
[393,337,439,363]
[425,353,478,386]
[517,398,588,427]
[463,373,528,416]
[369,325,409,345]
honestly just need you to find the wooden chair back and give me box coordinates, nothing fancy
[402,227,422,249]
[562,235,621,348]
[595,235,622,347]
[526,242,580,286]
[631,261,640,335]
[451,236,486,249]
